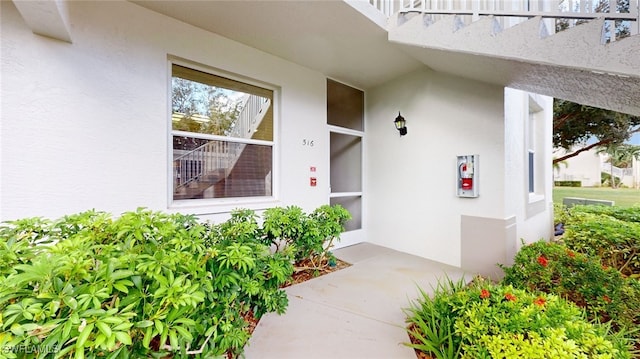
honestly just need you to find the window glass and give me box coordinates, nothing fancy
[528,151,535,193]
[171,64,274,200]
[327,79,364,131]
[330,132,362,193]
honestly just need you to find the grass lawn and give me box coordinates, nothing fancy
[553,186,640,208]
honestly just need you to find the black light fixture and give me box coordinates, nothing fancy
[394,111,407,136]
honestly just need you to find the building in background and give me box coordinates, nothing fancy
[555,148,640,188]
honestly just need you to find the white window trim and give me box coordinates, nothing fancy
[171,130,274,147]
[167,58,280,214]
[526,95,546,216]
[528,193,545,203]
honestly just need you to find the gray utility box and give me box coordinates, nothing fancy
[562,197,614,208]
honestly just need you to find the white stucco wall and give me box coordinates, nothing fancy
[0,1,329,222]
[504,89,553,254]
[1,0,555,267]
[365,69,507,267]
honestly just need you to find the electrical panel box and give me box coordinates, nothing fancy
[457,154,479,198]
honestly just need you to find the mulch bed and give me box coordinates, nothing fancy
[281,258,352,288]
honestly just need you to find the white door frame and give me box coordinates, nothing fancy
[328,124,365,248]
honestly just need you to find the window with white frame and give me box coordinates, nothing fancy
[528,112,536,194]
[171,64,274,201]
[526,96,545,201]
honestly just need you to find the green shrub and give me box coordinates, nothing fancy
[554,180,582,187]
[563,207,640,277]
[501,240,640,336]
[404,278,464,359]
[262,205,350,269]
[570,205,640,223]
[405,278,632,359]
[0,208,294,358]
[553,202,570,226]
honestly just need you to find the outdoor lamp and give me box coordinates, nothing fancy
[394,112,407,136]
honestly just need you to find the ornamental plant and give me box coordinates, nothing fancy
[403,278,465,359]
[261,205,351,270]
[404,278,632,359]
[569,205,640,223]
[553,202,570,226]
[0,208,294,358]
[561,205,640,277]
[501,240,640,338]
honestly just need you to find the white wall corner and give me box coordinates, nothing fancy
[460,215,517,281]
[12,0,72,43]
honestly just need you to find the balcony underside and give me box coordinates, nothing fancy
[13,0,640,115]
[396,44,640,116]
[389,14,640,116]
[132,0,640,116]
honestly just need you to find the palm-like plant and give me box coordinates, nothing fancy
[552,157,569,182]
[597,144,640,188]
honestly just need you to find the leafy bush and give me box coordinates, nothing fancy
[562,206,640,277]
[501,240,640,337]
[405,278,632,359]
[554,180,581,187]
[553,202,570,226]
[404,279,464,359]
[0,208,294,358]
[570,205,640,223]
[262,205,351,269]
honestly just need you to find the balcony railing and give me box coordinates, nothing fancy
[372,0,639,40]
[173,95,271,192]
[602,162,634,178]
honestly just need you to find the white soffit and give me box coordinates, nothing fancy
[129,0,424,90]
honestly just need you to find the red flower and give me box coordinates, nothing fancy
[537,255,548,267]
[480,289,490,299]
[504,293,517,302]
[566,250,575,258]
[534,297,546,307]
[603,295,611,303]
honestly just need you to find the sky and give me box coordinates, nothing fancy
[629,133,640,145]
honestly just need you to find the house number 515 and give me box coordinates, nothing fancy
[302,139,314,147]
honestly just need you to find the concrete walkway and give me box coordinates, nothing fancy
[244,243,468,359]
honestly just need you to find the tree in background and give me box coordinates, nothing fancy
[553,99,640,164]
[172,78,241,136]
[597,144,640,188]
[556,0,631,42]
[172,77,244,150]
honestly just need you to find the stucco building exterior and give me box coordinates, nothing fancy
[2,0,638,277]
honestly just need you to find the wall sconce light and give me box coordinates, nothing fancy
[394,112,408,136]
